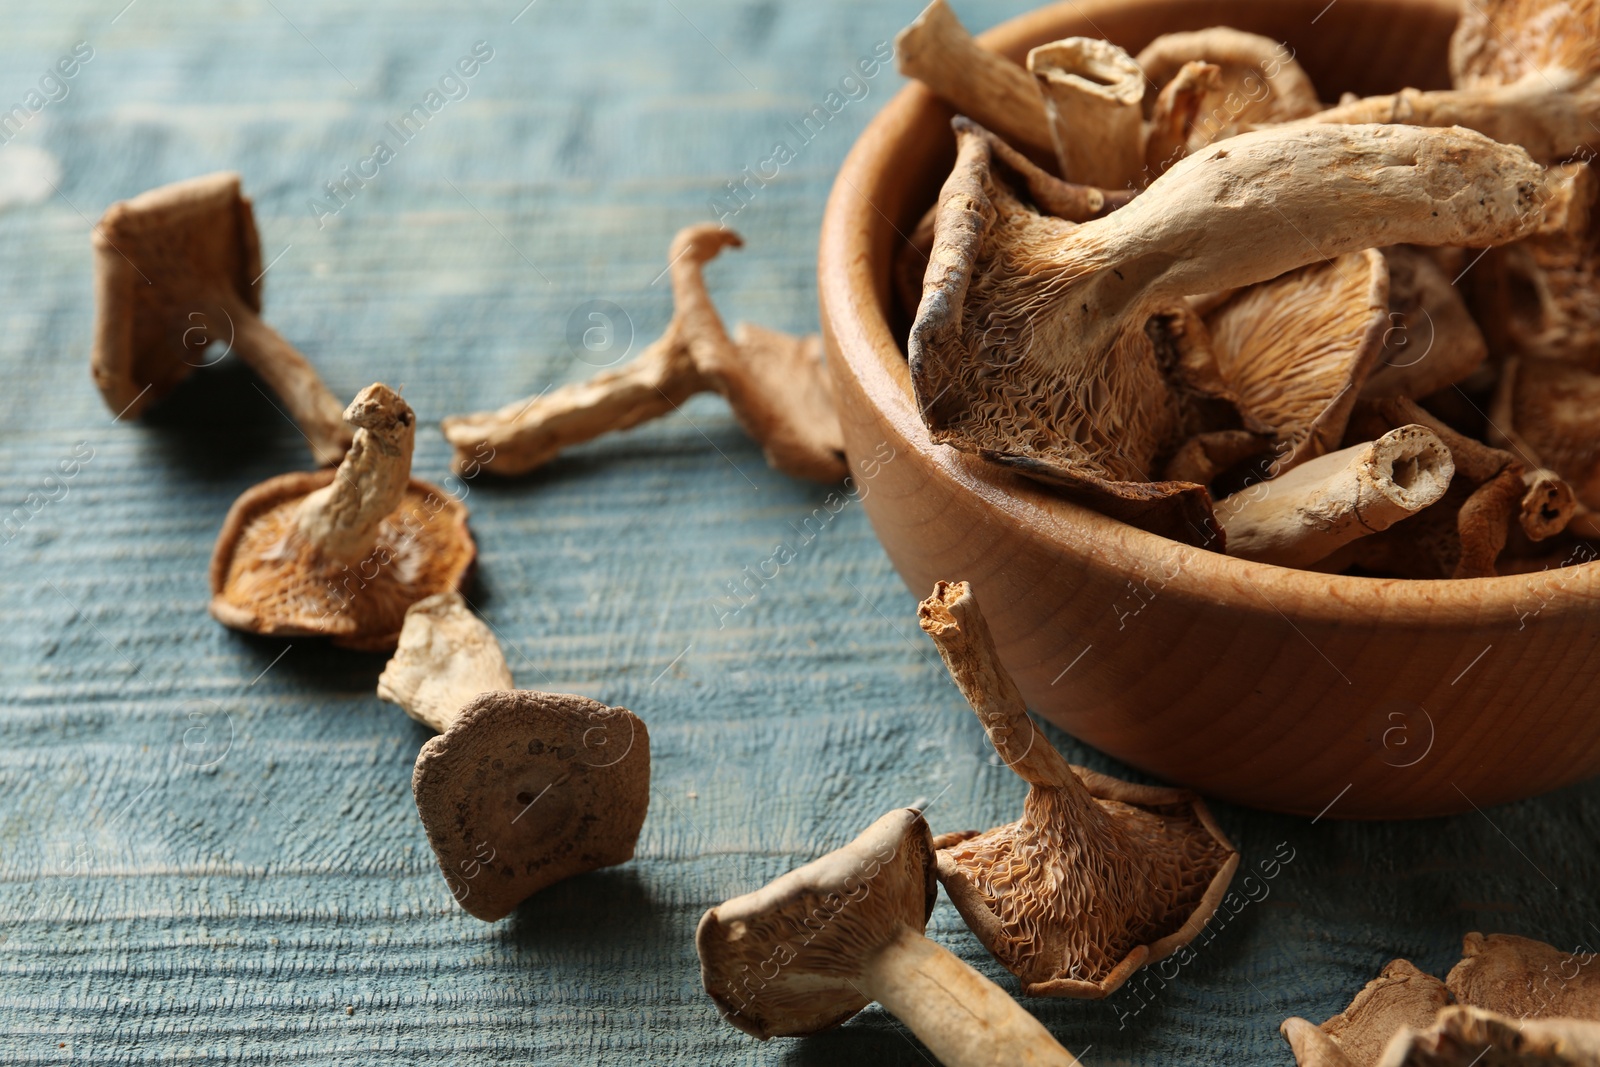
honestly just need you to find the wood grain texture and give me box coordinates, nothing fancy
[820,0,1600,819]
[0,0,1598,1064]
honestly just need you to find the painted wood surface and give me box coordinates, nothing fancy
[0,0,1597,1064]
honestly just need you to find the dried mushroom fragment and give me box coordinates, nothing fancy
[92,173,351,464]
[1144,61,1225,180]
[895,0,1056,158]
[1491,357,1600,535]
[209,383,474,651]
[1215,426,1455,568]
[1446,932,1600,1021]
[917,581,1238,998]
[1375,1005,1600,1066]
[1202,249,1390,475]
[697,808,1083,1067]
[380,593,650,922]
[441,225,845,483]
[1361,247,1489,400]
[1027,38,1146,189]
[1281,959,1451,1067]
[910,121,1555,542]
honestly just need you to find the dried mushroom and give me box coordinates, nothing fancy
[1335,398,1567,578]
[1215,425,1455,569]
[442,225,845,483]
[696,807,1083,1067]
[1446,932,1600,1021]
[910,120,1557,543]
[1376,1005,1600,1065]
[1282,959,1451,1067]
[1201,249,1389,475]
[1361,246,1489,401]
[917,580,1238,998]
[379,592,649,922]
[1136,27,1322,166]
[1491,357,1600,536]
[1027,38,1146,189]
[92,172,352,464]
[895,0,1056,158]
[209,383,474,650]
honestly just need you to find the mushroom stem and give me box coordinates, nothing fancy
[1027,38,1147,189]
[1216,426,1455,567]
[226,301,353,465]
[895,0,1056,157]
[295,383,416,566]
[1303,76,1600,164]
[918,580,1078,791]
[862,926,1082,1067]
[377,592,514,733]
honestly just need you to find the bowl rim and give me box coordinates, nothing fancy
[818,0,1600,626]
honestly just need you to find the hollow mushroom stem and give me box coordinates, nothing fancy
[295,383,416,566]
[376,592,514,733]
[895,0,1056,157]
[1216,426,1455,568]
[1027,38,1146,189]
[861,925,1081,1067]
[225,303,354,465]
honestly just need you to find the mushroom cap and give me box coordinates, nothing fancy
[1282,959,1450,1067]
[411,689,651,923]
[91,172,263,419]
[1446,932,1600,1020]
[1450,0,1600,89]
[938,768,1239,998]
[696,807,937,1039]
[1204,249,1390,475]
[208,470,474,650]
[1499,357,1600,509]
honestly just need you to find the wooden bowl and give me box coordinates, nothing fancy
[818,0,1600,819]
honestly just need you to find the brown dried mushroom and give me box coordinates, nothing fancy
[917,580,1238,998]
[910,121,1557,542]
[894,0,1056,158]
[1490,357,1600,536]
[1446,932,1600,1021]
[1377,1005,1600,1065]
[697,807,1082,1066]
[1027,37,1146,189]
[1281,959,1451,1067]
[92,172,352,464]
[209,383,474,651]
[1214,425,1455,569]
[379,592,650,922]
[441,225,845,483]
[1360,246,1489,401]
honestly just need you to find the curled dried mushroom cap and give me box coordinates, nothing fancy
[1281,959,1450,1067]
[1376,1005,1600,1066]
[381,592,650,922]
[910,120,1555,542]
[696,807,1081,1066]
[1446,931,1600,1021]
[917,580,1238,998]
[1361,246,1489,401]
[209,383,473,650]
[441,225,844,483]
[92,172,352,464]
[1027,37,1145,189]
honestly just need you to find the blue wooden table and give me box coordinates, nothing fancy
[3,1,1598,1063]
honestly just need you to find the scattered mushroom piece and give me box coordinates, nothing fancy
[1201,249,1389,476]
[209,383,474,650]
[910,121,1555,541]
[894,0,1056,158]
[916,580,1238,998]
[1490,357,1600,535]
[1215,426,1455,568]
[1281,959,1451,1067]
[441,225,845,483]
[1361,247,1490,401]
[696,807,1083,1067]
[1445,932,1600,1021]
[1027,38,1146,189]
[380,592,650,922]
[91,172,352,464]
[1375,1005,1600,1066]
[1135,27,1322,154]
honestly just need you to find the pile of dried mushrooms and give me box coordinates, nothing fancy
[898,0,1600,578]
